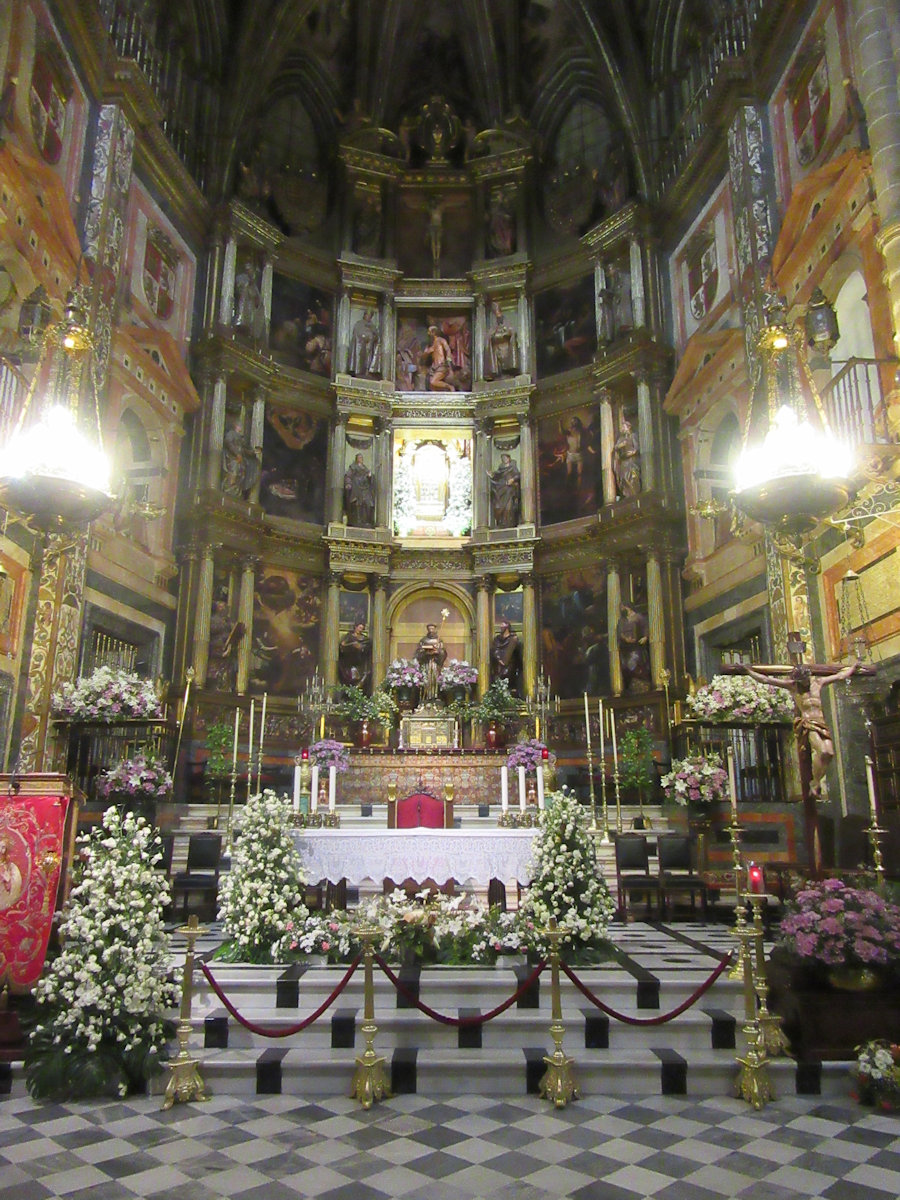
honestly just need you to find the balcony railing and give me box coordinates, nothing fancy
[821,358,894,449]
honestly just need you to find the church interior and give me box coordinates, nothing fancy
[1,1,900,1196]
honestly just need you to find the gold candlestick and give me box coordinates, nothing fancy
[350,925,391,1109]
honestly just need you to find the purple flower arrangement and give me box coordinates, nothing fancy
[439,659,478,688]
[660,753,728,807]
[96,754,173,800]
[383,659,425,689]
[685,674,793,724]
[778,878,900,968]
[309,739,351,772]
[52,666,163,722]
[506,739,548,773]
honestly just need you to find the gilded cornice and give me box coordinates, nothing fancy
[468,260,530,292]
[591,336,673,390]
[274,240,341,290]
[398,171,471,188]
[391,400,475,422]
[531,246,595,292]
[533,371,595,419]
[467,149,532,181]
[334,377,394,420]
[390,547,472,575]
[580,201,654,257]
[471,544,535,575]
[183,500,325,571]
[213,201,284,255]
[338,259,403,292]
[267,373,333,418]
[396,280,475,303]
[326,542,393,573]
[339,147,406,181]
[193,338,279,389]
[473,381,534,419]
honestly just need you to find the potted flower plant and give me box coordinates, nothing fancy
[852,1040,900,1111]
[309,739,351,772]
[506,739,548,773]
[383,659,425,710]
[473,678,519,747]
[438,659,478,705]
[332,686,397,746]
[660,752,728,811]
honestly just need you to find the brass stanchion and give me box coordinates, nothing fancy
[748,892,788,1058]
[539,919,578,1108]
[350,926,391,1109]
[728,821,751,982]
[163,915,209,1110]
[586,733,599,835]
[734,911,773,1110]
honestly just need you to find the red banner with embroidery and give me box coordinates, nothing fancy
[0,795,69,989]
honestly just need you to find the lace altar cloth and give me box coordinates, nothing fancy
[293,828,537,885]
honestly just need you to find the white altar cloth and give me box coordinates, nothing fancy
[293,828,537,886]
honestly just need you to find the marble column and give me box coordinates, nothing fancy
[207,376,228,490]
[192,545,216,687]
[474,295,487,385]
[646,551,666,688]
[204,234,224,332]
[851,0,900,362]
[219,237,238,326]
[629,236,646,330]
[521,573,538,697]
[475,576,492,697]
[328,415,348,524]
[372,575,388,688]
[260,255,274,346]
[635,372,655,493]
[323,572,342,688]
[519,416,536,524]
[381,295,396,386]
[335,289,352,375]
[235,556,257,695]
[607,560,623,696]
[598,388,617,505]
[248,388,266,504]
[473,419,491,530]
[374,422,392,529]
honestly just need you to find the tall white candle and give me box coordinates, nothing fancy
[583,692,592,750]
[501,765,509,812]
[599,698,605,773]
[257,692,268,792]
[727,745,738,820]
[610,709,618,773]
[292,757,301,812]
[231,706,240,773]
[246,698,255,796]
[518,765,527,812]
[310,765,319,812]
[865,754,880,824]
[328,765,336,812]
[536,766,545,810]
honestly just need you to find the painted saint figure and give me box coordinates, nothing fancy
[490,619,523,698]
[415,622,447,705]
[618,604,651,693]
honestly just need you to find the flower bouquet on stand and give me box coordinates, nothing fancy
[660,752,728,811]
[686,675,793,724]
[96,753,173,819]
[51,666,163,722]
[439,659,478,705]
[383,659,425,710]
[852,1040,900,1111]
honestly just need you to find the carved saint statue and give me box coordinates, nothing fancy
[343,453,376,528]
[613,419,641,498]
[415,622,447,705]
[488,452,521,528]
[338,622,373,693]
[221,417,260,498]
[490,619,523,697]
[483,301,518,379]
[348,309,380,377]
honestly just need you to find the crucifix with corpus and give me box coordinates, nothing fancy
[723,633,875,872]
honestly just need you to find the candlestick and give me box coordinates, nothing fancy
[328,765,336,812]
[598,698,610,843]
[231,706,240,772]
[246,698,255,802]
[310,765,319,812]
[610,708,622,834]
[536,766,545,810]
[747,863,765,895]
[518,765,527,812]
[583,693,592,751]
[319,714,325,740]
[256,692,267,794]
[727,745,738,821]
[501,765,509,812]
[292,756,301,812]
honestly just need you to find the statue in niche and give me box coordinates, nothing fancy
[483,301,519,379]
[415,622,447,705]
[490,619,523,697]
[486,184,516,257]
[618,604,651,693]
[343,452,376,528]
[353,190,383,256]
[613,418,641,498]
[221,415,260,498]
[488,452,521,528]
[207,598,243,691]
[422,325,457,391]
[348,310,381,377]
[233,260,267,345]
[338,622,373,693]
[597,266,617,346]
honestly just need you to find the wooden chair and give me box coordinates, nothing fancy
[614,834,658,921]
[657,833,708,920]
[170,832,222,920]
[387,791,454,829]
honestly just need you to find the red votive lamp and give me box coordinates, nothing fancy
[542,747,549,760]
[301,747,309,761]
[747,863,765,895]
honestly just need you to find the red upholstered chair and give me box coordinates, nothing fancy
[387,791,454,829]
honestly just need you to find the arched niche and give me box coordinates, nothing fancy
[387,583,475,670]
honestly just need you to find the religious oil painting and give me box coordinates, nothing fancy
[538,404,601,524]
[339,589,369,630]
[395,189,474,280]
[534,275,596,378]
[494,590,523,630]
[540,566,609,699]
[260,406,328,524]
[269,274,334,377]
[392,431,473,537]
[395,308,472,392]
[250,566,321,696]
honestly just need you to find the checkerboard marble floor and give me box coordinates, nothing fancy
[1,1091,898,1200]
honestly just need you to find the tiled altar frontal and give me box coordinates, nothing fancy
[336,750,506,808]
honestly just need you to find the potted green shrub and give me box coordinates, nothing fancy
[333,685,397,747]
[618,726,655,827]
[473,679,519,748]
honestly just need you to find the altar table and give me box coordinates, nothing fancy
[292,827,537,887]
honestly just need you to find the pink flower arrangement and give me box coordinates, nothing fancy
[52,666,163,722]
[778,878,900,968]
[309,739,350,772]
[96,754,173,800]
[506,739,548,773]
[660,753,728,807]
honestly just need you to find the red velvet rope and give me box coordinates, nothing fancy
[199,956,362,1038]
[560,951,734,1025]
[374,954,547,1026]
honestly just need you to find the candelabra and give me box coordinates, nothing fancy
[527,672,557,740]
[299,669,334,740]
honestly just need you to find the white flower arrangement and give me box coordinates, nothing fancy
[51,665,163,722]
[218,790,309,963]
[520,788,616,958]
[25,808,178,1100]
[686,674,794,724]
[660,753,729,807]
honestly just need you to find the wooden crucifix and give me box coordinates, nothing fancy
[723,635,875,873]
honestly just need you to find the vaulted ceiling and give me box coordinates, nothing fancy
[154,0,723,204]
